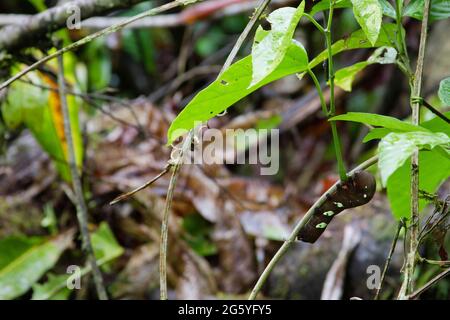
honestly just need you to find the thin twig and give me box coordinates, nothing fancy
[0,0,199,91]
[408,268,450,300]
[374,219,404,300]
[220,0,271,75]
[248,155,378,299]
[57,53,107,300]
[414,97,450,124]
[398,0,431,299]
[110,165,171,205]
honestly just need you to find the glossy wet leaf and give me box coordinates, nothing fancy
[350,0,383,45]
[167,41,308,144]
[168,24,397,144]
[0,232,72,300]
[438,77,450,106]
[378,131,450,186]
[250,2,305,87]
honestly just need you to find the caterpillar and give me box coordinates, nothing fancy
[297,170,376,243]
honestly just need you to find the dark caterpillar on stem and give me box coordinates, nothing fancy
[297,170,376,243]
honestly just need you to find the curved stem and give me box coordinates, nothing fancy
[398,0,431,299]
[160,131,193,300]
[248,156,378,300]
[307,69,329,115]
[303,13,325,34]
[324,3,347,181]
[395,0,411,72]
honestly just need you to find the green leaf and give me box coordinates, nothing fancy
[91,222,124,262]
[363,111,450,142]
[421,111,450,135]
[1,70,83,181]
[167,41,308,144]
[403,0,450,22]
[438,77,450,106]
[379,0,397,18]
[32,223,123,300]
[250,2,305,87]
[363,127,393,142]
[378,131,450,186]
[0,232,73,300]
[387,149,450,219]
[308,23,397,69]
[168,24,397,144]
[350,0,383,45]
[334,46,397,91]
[310,0,352,16]
[334,61,369,91]
[330,112,428,132]
[32,274,71,300]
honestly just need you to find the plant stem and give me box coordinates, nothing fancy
[395,0,410,71]
[303,13,325,33]
[398,0,431,299]
[307,69,329,115]
[248,155,378,299]
[374,219,403,300]
[57,54,107,300]
[159,1,272,299]
[324,2,347,181]
[160,131,193,300]
[221,0,271,75]
[408,268,450,300]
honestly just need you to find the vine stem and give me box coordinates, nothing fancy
[395,0,410,71]
[248,155,378,299]
[374,219,403,300]
[324,2,347,181]
[0,0,198,91]
[160,131,193,300]
[398,0,431,299]
[57,54,107,300]
[159,0,272,299]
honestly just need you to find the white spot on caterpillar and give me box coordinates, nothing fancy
[334,202,344,208]
[316,222,328,229]
[323,211,334,216]
[363,194,367,198]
